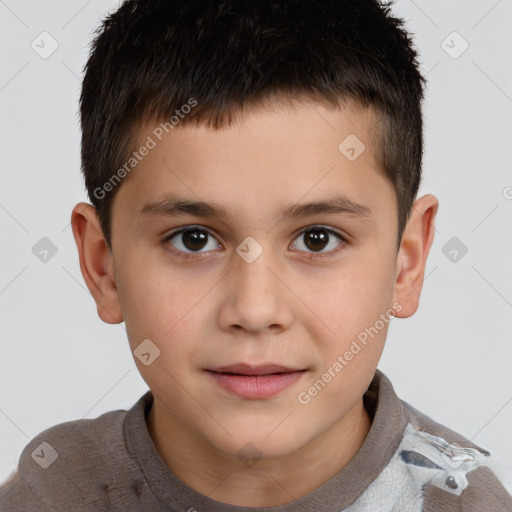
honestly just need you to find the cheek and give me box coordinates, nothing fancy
[316,260,395,335]
[304,254,395,391]
[115,252,218,373]
[116,247,190,319]
[114,257,187,346]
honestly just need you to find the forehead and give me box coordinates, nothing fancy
[111,99,395,230]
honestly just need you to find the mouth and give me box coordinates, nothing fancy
[205,363,307,399]
[207,363,305,376]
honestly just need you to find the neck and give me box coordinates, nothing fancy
[147,397,371,507]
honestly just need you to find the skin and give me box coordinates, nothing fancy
[71,98,438,507]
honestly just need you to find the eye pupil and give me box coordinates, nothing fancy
[183,229,208,251]
[304,229,329,252]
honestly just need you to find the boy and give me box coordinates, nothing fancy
[1,0,511,510]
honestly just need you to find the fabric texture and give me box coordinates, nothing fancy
[1,371,511,511]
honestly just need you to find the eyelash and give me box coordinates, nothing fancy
[162,224,347,261]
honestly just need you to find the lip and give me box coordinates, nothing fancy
[205,363,306,399]
[210,363,302,376]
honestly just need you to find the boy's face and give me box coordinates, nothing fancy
[73,99,437,463]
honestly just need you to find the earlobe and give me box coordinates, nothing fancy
[392,194,439,318]
[70,202,123,324]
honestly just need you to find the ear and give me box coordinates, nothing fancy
[70,202,123,324]
[393,194,439,318]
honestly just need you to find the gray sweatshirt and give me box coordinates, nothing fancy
[1,371,511,511]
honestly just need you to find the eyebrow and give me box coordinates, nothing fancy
[140,194,372,222]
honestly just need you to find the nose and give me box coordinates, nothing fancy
[217,243,294,335]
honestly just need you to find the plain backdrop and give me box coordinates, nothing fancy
[1,0,511,483]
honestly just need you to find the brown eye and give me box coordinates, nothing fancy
[303,229,329,251]
[291,226,345,254]
[165,227,221,254]
[181,229,209,251]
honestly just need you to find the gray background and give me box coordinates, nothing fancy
[1,0,511,483]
